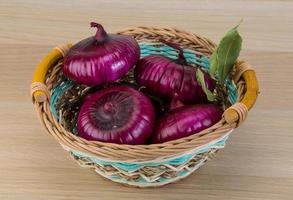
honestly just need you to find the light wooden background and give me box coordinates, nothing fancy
[1,0,293,199]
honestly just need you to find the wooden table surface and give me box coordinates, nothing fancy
[1,0,293,199]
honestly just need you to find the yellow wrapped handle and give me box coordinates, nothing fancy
[224,61,259,125]
[31,44,72,102]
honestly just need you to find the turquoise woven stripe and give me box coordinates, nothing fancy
[73,133,230,185]
[226,79,237,103]
[70,133,229,173]
[50,80,73,120]
[140,44,210,69]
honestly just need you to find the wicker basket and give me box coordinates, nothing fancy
[30,27,259,187]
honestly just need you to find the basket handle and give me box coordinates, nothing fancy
[30,44,72,103]
[224,61,259,126]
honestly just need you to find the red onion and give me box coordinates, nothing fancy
[135,41,215,104]
[152,104,223,143]
[77,85,155,145]
[63,22,140,86]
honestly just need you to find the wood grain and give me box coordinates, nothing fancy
[0,0,293,199]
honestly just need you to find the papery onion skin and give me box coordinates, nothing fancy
[77,85,155,145]
[152,104,223,143]
[63,22,140,86]
[135,55,215,104]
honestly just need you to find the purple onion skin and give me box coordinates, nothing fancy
[152,104,223,143]
[63,22,140,86]
[135,55,215,104]
[77,85,155,145]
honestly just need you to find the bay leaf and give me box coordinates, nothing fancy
[209,24,242,83]
[209,52,218,79]
[196,68,216,102]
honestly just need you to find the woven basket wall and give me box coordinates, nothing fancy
[31,27,259,187]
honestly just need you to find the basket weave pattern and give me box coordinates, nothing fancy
[31,27,258,187]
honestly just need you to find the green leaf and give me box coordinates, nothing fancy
[209,23,242,83]
[196,68,216,102]
[209,52,219,79]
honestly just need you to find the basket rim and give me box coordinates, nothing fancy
[31,26,259,162]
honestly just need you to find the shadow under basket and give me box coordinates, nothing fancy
[30,27,259,187]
